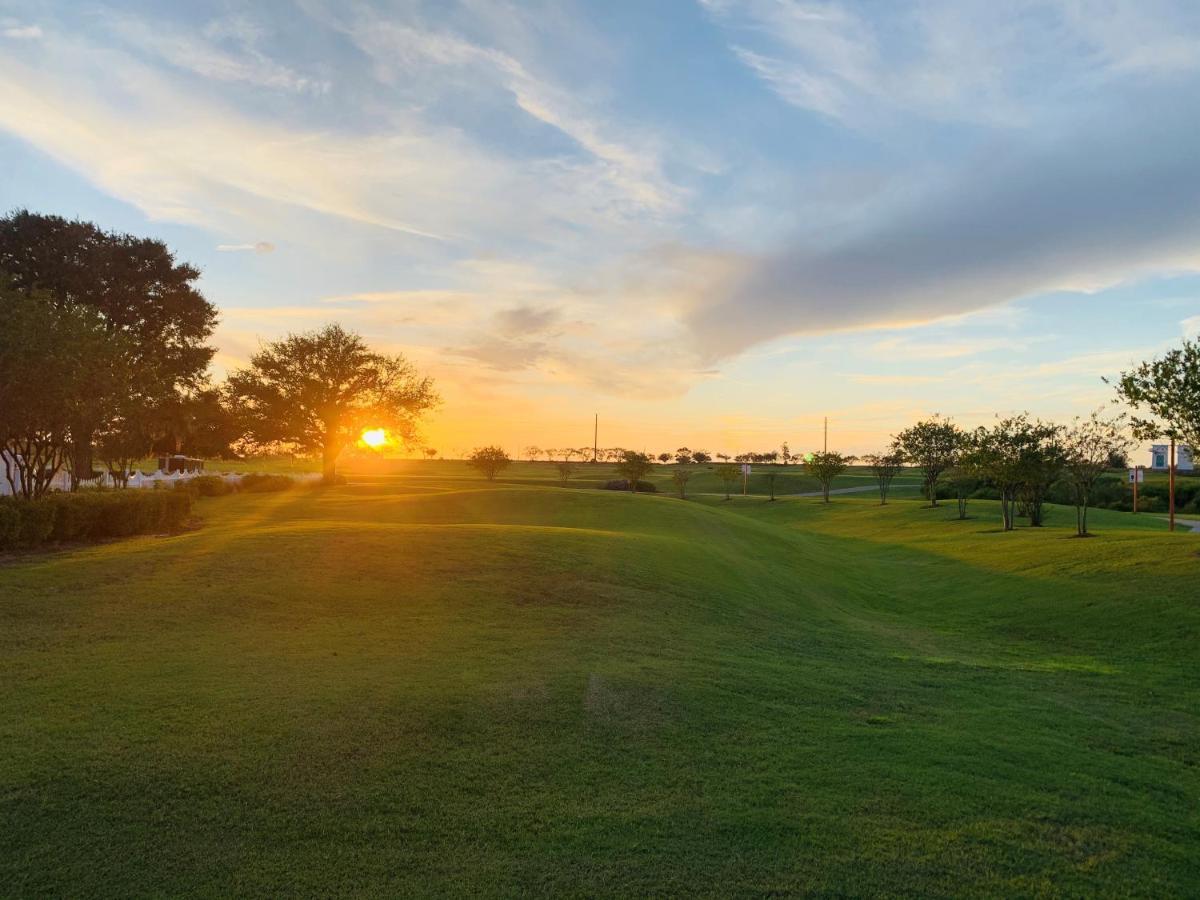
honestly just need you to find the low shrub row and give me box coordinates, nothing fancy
[0,489,194,550]
[239,473,295,493]
[602,479,658,493]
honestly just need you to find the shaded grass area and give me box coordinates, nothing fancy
[1,481,1197,896]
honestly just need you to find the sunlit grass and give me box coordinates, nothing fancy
[1,477,1196,895]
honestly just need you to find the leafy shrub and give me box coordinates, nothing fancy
[239,473,294,493]
[186,475,233,497]
[602,479,657,493]
[0,501,22,548]
[0,490,193,551]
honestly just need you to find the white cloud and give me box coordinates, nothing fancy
[216,241,276,253]
[3,24,42,39]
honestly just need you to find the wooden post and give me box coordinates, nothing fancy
[1169,437,1176,532]
[1132,467,1139,514]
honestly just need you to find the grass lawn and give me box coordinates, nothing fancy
[1,477,1197,896]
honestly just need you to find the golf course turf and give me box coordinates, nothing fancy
[1,474,1197,896]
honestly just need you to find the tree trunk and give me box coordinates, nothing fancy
[322,442,338,485]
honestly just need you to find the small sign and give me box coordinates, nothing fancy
[1128,468,1144,484]
[740,464,752,476]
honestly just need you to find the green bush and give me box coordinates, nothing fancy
[0,490,194,551]
[182,475,232,497]
[0,501,22,548]
[239,473,293,493]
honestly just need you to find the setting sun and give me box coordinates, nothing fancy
[360,428,388,449]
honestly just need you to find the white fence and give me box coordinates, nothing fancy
[2,461,321,496]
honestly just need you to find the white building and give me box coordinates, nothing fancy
[1149,444,1194,472]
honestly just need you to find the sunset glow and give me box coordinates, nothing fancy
[360,428,388,449]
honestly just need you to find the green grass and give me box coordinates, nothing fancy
[1,476,1197,896]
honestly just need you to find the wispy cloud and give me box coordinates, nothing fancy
[2,24,42,40]
[216,241,275,253]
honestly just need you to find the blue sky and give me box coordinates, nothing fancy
[2,0,1198,457]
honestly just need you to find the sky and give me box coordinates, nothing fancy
[2,0,1199,459]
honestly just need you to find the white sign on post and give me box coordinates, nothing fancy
[740,464,751,476]
[1128,468,1144,484]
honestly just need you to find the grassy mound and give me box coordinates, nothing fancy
[1,479,1196,896]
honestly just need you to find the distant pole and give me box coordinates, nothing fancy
[823,417,828,453]
[593,413,598,463]
[1170,436,1176,532]
[1133,466,1140,514]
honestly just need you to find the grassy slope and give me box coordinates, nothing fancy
[1,480,1197,897]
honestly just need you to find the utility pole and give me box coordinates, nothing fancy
[593,413,598,464]
[823,417,828,453]
[1170,436,1177,532]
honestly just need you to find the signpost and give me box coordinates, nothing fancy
[1128,466,1144,513]
[741,463,751,496]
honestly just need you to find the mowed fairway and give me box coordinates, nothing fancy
[1,477,1198,896]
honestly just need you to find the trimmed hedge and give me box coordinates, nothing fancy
[239,473,294,493]
[0,490,193,550]
[602,479,658,493]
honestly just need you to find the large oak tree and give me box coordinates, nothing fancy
[0,211,218,476]
[226,324,437,483]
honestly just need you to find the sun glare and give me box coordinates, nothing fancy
[361,428,388,449]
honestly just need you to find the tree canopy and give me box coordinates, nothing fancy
[1113,339,1200,449]
[226,324,436,483]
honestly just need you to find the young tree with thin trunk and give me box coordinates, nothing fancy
[671,466,692,499]
[556,460,575,484]
[802,451,855,503]
[893,416,961,507]
[781,442,791,467]
[616,450,652,493]
[226,324,436,484]
[715,463,739,500]
[1062,411,1135,537]
[524,445,540,463]
[468,446,510,481]
[863,451,904,505]
[763,470,779,501]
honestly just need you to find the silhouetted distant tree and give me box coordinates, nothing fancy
[616,450,653,493]
[468,446,511,481]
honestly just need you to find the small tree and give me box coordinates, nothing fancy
[972,415,1061,531]
[863,451,904,505]
[946,466,979,520]
[524,445,540,462]
[893,416,961,507]
[716,453,730,463]
[715,463,739,500]
[1062,410,1135,536]
[802,451,855,502]
[781,442,792,467]
[763,469,779,501]
[423,447,438,460]
[556,460,575,484]
[226,324,436,484]
[674,447,692,464]
[468,446,511,481]
[616,450,653,493]
[657,452,672,464]
[671,466,692,499]
[692,450,712,464]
